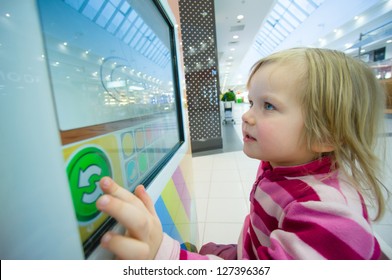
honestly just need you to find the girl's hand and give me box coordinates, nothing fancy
[96,177,163,259]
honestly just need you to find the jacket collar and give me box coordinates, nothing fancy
[261,156,334,177]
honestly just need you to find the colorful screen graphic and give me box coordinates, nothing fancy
[37,0,184,257]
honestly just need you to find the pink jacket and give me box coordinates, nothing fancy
[155,157,380,260]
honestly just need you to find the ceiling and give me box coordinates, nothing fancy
[214,0,392,93]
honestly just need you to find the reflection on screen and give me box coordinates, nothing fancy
[39,0,176,130]
[37,0,183,257]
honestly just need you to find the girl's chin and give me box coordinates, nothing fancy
[242,147,261,161]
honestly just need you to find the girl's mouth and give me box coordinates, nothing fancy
[243,134,256,142]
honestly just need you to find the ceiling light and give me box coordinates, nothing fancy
[345,43,353,49]
[129,85,144,91]
[233,35,239,39]
[237,15,244,20]
[387,40,392,44]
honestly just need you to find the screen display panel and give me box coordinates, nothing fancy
[37,0,184,257]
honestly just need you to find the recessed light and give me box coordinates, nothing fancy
[233,35,239,39]
[237,15,244,20]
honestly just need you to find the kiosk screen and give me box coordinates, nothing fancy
[37,0,184,257]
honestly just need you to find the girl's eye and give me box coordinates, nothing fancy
[264,102,275,111]
[249,100,253,108]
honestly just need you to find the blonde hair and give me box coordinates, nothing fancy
[247,48,386,221]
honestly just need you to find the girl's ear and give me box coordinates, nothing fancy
[311,142,335,153]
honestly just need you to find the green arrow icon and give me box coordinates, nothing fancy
[66,147,112,222]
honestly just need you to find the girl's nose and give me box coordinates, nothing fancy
[242,110,255,125]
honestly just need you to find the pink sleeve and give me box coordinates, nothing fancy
[154,233,231,260]
[154,233,181,260]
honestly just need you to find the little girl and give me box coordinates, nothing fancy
[96,48,386,260]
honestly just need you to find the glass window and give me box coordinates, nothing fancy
[278,0,292,8]
[64,0,84,10]
[270,10,280,22]
[289,3,307,21]
[279,17,295,32]
[96,2,115,28]
[123,26,137,44]
[294,0,316,14]
[120,1,130,14]
[255,0,325,56]
[148,46,159,60]
[144,41,156,57]
[265,20,274,31]
[151,44,163,61]
[134,17,143,28]
[140,40,151,54]
[140,23,148,34]
[128,9,138,23]
[274,3,285,15]
[109,0,121,6]
[82,0,105,20]
[275,23,289,37]
[283,11,301,27]
[106,10,124,33]
[116,18,131,39]
[135,37,147,51]
[130,32,142,47]
[311,0,325,6]
[144,28,153,40]
[271,29,284,41]
[264,31,279,46]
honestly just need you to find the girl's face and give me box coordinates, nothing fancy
[242,62,317,167]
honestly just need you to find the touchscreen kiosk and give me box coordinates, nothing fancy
[37,0,184,257]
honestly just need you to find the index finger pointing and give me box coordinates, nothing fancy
[96,194,149,241]
[99,177,140,205]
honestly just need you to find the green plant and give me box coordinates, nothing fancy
[221,90,236,101]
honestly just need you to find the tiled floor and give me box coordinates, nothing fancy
[191,103,392,258]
